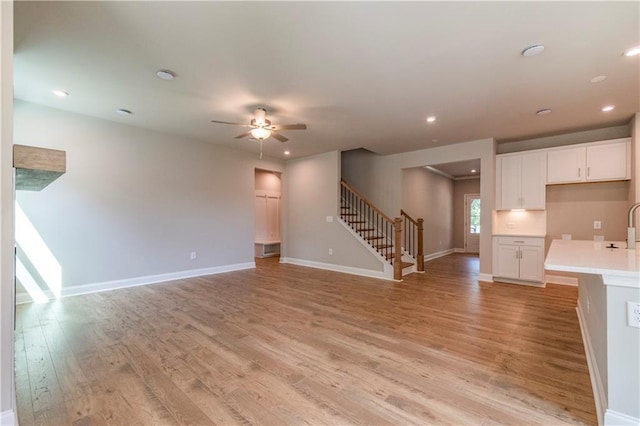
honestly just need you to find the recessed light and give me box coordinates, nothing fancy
[284,150,290,156]
[536,108,552,116]
[156,70,175,81]
[52,90,68,97]
[471,169,477,173]
[624,46,640,57]
[590,75,607,83]
[601,105,615,112]
[426,116,436,123]
[522,45,545,57]
[116,109,132,115]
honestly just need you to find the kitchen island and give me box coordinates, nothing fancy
[545,240,640,426]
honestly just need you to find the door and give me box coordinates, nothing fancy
[547,147,585,184]
[496,244,519,279]
[520,152,546,209]
[519,245,543,282]
[464,194,480,253]
[498,155,521,209]
[586,141,628,181]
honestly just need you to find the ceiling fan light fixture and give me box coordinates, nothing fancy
[254,108,267,125]
[250,127,271,140]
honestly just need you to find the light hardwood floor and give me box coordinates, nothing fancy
[15,254,596,425]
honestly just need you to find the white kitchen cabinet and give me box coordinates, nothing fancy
[493,236,544,283]
[496,151,546,210]
[547,138,631,184]
[585,141,630,181]
[547,146,584,183]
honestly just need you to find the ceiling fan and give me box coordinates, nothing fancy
[211,108,307,142]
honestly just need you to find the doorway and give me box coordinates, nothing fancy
[254,169,281,258]
[464,194,480,254]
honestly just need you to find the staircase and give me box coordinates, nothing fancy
[340,179,424,280]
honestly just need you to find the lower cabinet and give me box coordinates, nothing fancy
[493,236,544,283]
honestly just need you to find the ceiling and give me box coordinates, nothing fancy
[13,1,639,160]
[428,159,481,179]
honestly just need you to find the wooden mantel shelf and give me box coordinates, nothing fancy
[13,144,66,191]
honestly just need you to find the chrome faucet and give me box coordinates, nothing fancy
[628,202,640,249]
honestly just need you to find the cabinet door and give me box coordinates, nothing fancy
[499,155,522,209]
[547,147,585,184]
[519,245,543,282]
[496,245,520,279]
[586,141,629,181]
[520,152,546,210]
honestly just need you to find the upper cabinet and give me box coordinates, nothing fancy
[496,151,546,210]
[547,138,631,185]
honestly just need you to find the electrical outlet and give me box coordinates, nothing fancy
[329,248,333,255]
[627,302,640,328]
[326,216,333,223]
[190,251,197,260]
[593,220,601,230]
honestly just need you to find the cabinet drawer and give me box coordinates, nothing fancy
[496,236,543,247]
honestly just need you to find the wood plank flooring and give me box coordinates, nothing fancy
[14,254,596,425]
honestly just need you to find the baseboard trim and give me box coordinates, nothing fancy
[454,248,465,253]
[15,262,256,304]
[0,409,15,426]
[604,409,640,426]
[576,302,606,426]
[545,274,578,286]
[477,273,493,283]
[280,257,391,281]
[424,249,455,262]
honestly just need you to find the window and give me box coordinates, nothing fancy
[469,198,480,234]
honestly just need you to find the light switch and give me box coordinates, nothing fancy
[593,220,602,229]
[326,216,333,223]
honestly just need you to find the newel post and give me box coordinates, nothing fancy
[393,217,402,281]
[417,218,424,272]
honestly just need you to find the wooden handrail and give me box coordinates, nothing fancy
[400,209,418,225]
[341,179,394,223]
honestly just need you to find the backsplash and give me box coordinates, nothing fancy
[494,210,547,235]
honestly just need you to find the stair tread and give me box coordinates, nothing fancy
[356,228,374,232]
[342,213,358,216]
[365,236,385,240]
[375,244,392,249]
[401,261,414,268]
[349,220,366,224]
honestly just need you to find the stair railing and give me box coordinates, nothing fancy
[400,209,424,272]
[340,179,403,280]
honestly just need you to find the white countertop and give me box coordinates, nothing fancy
[545,240,640,287]
[493,233,546,238]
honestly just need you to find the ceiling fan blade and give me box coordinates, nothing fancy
[211,119,250,126]
[271,132,289,142]
[272,123,307,130]
[234,131,252,139]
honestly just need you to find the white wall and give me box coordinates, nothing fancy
[342,138,496,276]
[0,0,15,421]
[283,150,384,273]
[402,167,454,255]
[14,101,284,297]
